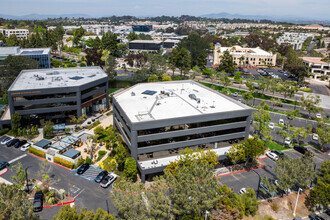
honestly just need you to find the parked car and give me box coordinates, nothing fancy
[14,140,27,148]
[266,152,279,161]
[239,188,247,194]
[279,119,285,125]
[33,192,44,212]
[238,99,242,103]
[233,92,238,97]
[259,182,276,197]
[100,173,117,188]
[94,170,108,183]
[77,164,90,175]
[271,149,285,159]
[316,113,322,119]
[325,209,330,216]
[308,213,325,220]
[6,138,19,147]
[1,136,14,145]
[312,127,316,133]
[294,145,308,154]
[20,143,31,152]
[0,161,10,171]
[312,134,319,141]
[269,122,275,130]
[284,138,292,146]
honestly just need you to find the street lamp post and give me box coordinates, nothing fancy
[293,188,302,217]
[25,167,30,193]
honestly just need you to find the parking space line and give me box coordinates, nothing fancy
[74,188,85,199]
[8,154,27,164]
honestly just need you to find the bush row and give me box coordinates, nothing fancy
[29,147,46,158]
[54,157,75,169]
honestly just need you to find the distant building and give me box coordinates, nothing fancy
[129,40,163,51]
[277,32,314,50]
[0,47,51,68]
[213,44,276,67]
[162,39,180,49]
[113,81,252,182]
[301,57,330,79]
[0,67,109,129]
[0,29,29,38]
[0,40,3,47]
[132,25,153,32]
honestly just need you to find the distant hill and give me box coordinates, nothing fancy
[200,12,330,25]
[0,13,91,20]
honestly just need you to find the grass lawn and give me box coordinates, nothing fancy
[109,88,121,94]
[263,140,290,151]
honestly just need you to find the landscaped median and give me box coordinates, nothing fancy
[27,179,75,208]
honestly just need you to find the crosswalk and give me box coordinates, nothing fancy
[76,166,102,181]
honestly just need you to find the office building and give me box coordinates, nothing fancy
[132,25,153,32]
[213,43,277,67]
[301,57,330,79]
[277,32,314,50]
[129,40,163,51]
[0,29,29,38]
[0,47,51,68]
[113,81,252,182]
[2,67,109,128]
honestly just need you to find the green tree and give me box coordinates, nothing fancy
[300,94,322,118]
[227,137,265,163]
[316,126,330,151]
[36,160,61,190]
[43,120,54,139]
[217,50,235,74]
[168,48,178,75]
[127,31,139,41]
[105,55,117,80]
[147,74,158,82]
[260,175,277,198]
[10,162,29,187]
[165,160,218,217]
[253,107,271,140]
[177,31,210,68]
[284,47,307,82]
[242,92,254,105]
[72,27,85,47]
[115,144,127,171]
[11,112,21,136]
[245,79,255,93]
[285,109,300,127]
[277,129,289,145]
[124,157,137,182]
[101,32,119,56]
[306,161,330,210]
[291,127,308,144]
[218,72,232,89]
[85,47,105,67]
[54,205,115,220]
[176,47,191,76]
[240,188,259,216]
[234,71,241,82]
[5,34,20,46]
[0,183,34,219]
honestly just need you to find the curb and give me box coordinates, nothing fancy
[32,179,75,208]
[113,157,266,194]
[27,152,72,171]
[0,168,8,177]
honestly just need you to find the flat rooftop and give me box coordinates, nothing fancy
[9,67,107,91]
[0,47,50,56]
[302,57,329,65]
[114,81,248,123]
[130,40,162,44]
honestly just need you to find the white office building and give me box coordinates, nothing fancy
[277,32,314,50]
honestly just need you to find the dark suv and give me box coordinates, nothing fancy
[6,139,19,147]
[94,170,108,183]
[271,149,285,159]
[33,192,44,212]
[77,164,90,175]
[294,145,308,154]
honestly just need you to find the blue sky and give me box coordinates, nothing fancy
[1,0,329,20]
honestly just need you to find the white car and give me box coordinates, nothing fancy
[233,92,238,97]
[266,152,279,161]
[1,136,14,145]
[316,113,321,119]
[239,188,247,194]
[279,119,285,126]
[238,99,242,103]
[284,138,292,146]
[312,133,319,141]
[269,122,275,130]
[20,143,30,152]
[100,173,118,188]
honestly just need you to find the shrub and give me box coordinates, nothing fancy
[29,147,46,158]
[86,157,92,165]
[264,215,276,220]
[98,151,106,156]
[53,157,75,169]
[0,128,9,136]
[270,203,279,212]
[124,157,137,182]
[300,87,312,92]
[76,157,85,168]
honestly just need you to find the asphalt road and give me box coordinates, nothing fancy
[0,139,117,219]
[308,83,329,96]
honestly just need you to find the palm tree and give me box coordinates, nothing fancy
[239,56,245,67]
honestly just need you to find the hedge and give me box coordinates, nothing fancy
[54,157,75,169]
[29,147,46,158]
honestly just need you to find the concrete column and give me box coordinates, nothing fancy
[76,91,82,118]
[106,80,110,110]
[141,172,146,183]
[130,130,138,160]
[245,115,252,139]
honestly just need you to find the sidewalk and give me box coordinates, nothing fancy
[0,177,12,185]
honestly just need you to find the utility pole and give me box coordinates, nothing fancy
[293,188,302,217]
[25,167,30,193]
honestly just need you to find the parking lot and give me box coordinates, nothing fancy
[0,135,117,218]
[247,67,298,82]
